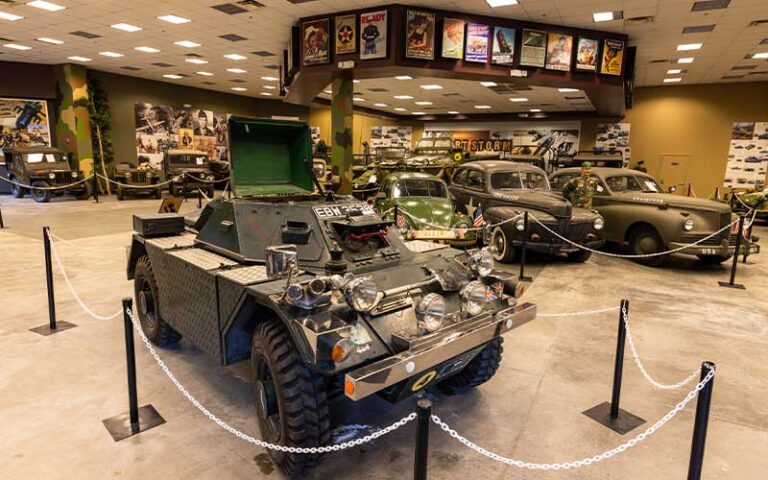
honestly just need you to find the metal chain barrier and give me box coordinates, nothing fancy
[0,174,94,191]
[431,365,715,470]
[96,173,174,189]
[621,304,699,390]
[529,214,739,259]
[124,308,415,453]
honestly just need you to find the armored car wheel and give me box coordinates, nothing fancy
[10,177,25,198]
[251,320,330,477]
[566,249,592,263]
[30,181,51,203]
[491,227,518,263]
[133,256,182,346]
[440,338,503,391]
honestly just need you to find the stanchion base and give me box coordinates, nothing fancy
[29,321,77,336]
[718,281,746,290]
[102,404,165,442]
[583,402,646,435]
[519,276,533,283]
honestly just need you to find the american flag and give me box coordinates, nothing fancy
[473,203,485,228]
[395,208,408,230]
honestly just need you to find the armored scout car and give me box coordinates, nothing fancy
[126,118,536,476]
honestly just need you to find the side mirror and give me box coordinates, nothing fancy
[668,186,677,193]
[265,245,298,280]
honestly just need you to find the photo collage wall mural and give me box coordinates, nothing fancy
[724,122,768,190]
[0,98,52,149]
[134,103,230,166]
[370,126,412,150]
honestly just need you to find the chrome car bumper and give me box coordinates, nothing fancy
[343,302,537,401]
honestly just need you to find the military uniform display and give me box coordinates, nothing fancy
[563,173,598,209]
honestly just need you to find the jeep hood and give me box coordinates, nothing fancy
[613,192,731,213]
[492,190,572,218]
[394,197,455,227]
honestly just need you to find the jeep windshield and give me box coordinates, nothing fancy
[491,171,550,191]
[169,154,209,166]
[393,178,448,198]
[605,174,662,193]
[23,152,67,164]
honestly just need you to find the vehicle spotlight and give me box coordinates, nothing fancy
[416,293,446,332]
[467,249,494,277]
[344,276,381,313]
[461,280,492,316]
[684,219,694,231]
[594,217,605,231]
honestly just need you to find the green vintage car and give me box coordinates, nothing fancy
[374,172,477,247]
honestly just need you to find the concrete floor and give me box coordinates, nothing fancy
[1,194,766,480]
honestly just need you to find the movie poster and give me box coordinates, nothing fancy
[360,10,387,60]
[600,38,625,76]
[0,98,51,148]
[575,37,599,72]
[492,27,516,65]
[441,18,465,59]
[464,23,490,63]
[545,33,573,71]
[724,122,768,190]
[302,19,330,66]
[520,29,547,67]
[335,14,356,55]
[405,10,435,60]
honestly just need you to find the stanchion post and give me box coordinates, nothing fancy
[610,299,628,419]
[687,184,692,197]
[0,207,4,229]
[719,214,746,290]
[92,173,99,203]
[30,226,77,336]
[414,399,432,480]
[518,211,532,282]
[687,362,716,480]
[197,188,202,209]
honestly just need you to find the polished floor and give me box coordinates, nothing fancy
[1,195,766,480]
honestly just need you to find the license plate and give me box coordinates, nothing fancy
[411,229,457,240]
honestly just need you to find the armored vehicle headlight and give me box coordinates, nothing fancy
[594,217,604,231]
[286,284,304,302]
[48,172,56,180]
[71,171,78,178]
[467,249,494,277]
[416,293,446,333]
[461,280,493,316]
[125,171,132,180]
[684,219,694,231]
[515,218,526,231]
[331,338,353,363]
[308,277,327,296]
[344,277,381,313]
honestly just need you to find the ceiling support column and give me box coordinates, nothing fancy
[330,72,354,195]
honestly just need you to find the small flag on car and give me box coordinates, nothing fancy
[473,204,485,228]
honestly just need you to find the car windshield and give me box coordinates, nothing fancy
[605,175,662,193]
[491,171,550,191]
[24,152,67,164]
[393,178,448,198]
[170,154,209,166]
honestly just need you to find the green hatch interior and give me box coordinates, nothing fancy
[228,116,315,197]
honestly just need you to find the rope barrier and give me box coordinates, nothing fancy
[0,174,93,191]
[397,207,523,232]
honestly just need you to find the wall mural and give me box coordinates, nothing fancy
[134,103,230,166]
[596,123,631,163]
[370,126,412,149]
[0,98,51,149]
[512,128,580,160]
[724,122,768,190]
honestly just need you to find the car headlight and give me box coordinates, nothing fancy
[71,171,78,178]
[125,171,132,180]
[344,277,381,313]
[594,217,604,231]
[684,219,694,231]
[461,280,493,316]
[416,293,446,333]
[467,249,494,277]
[515,218,526,231]
[48,172,56,180]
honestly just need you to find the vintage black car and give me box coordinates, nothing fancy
[126,118,536,476]
[449,161,605,263]
[113,160,163,200]
[163,149,216,198]
[2,147,90,202]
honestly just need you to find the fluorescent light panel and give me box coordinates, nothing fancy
[135,46,160,53]
[224,53,247,60]
[196,71,214,76]
[558,88,579,93]
[412,112,426,115]
[260,92,272,96]
[415,101,432,105]
[753,52,768,59]
[667,68,682,74]
[231,87,247,91]
[68,55,91,62]
[510,97,528,102]
[448,111,459,114]
[111,23,143,32]
[353,97,365,102]
[174,40,201,48]
[163,74,183,79]
[529,108,542,112]
[593,11,622,22]
[0,11,24,21]
[4,43,32,50]
[486,0,518,6]
[664,78,683,83]
[394,107,407,111]
[263,85,276,90]
[227,68,247,73]
[99,51,124,58]
[678,57,695,63]
[37,37,63,44]
[480,81,497,87]
[157,15,191,24]
[261,76,279,81]
[374,103,388,107]
[27,1,65,11]
[185,58,208,64]
[394,95,413,99]
[474,105,492,109]
[420,84,442,90]
[677,43,703,51]
[395,75,413,80]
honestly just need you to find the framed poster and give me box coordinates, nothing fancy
[302,19,330,65]
[520,29,547,67]
[0,98,51,148]
[575,37,599,72]
[360,10,387,60]
[405,10,435,60]
[545,33,573,71]
[464,23,490,63]
[492,27,516,65]
[335,14,356,55]
[600,39,625,76]
[441,18,465,59]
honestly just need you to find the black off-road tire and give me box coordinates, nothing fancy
[697,254,731,265]
[116,186,125,201]
[74,182,91,200]
[491,227,518,263]
[441,338,503,391]
[629,225,669,267]
[133,255,182,346]
[566,249,592,263]
[30,180,51,203]
[251,321,330,478]
[207,186,215,198]
[154,188,162,200]
[10,177,25,198]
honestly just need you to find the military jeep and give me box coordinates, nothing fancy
[126,118,536,476]
[2,146,90,202]
[113,159,163,200]
[163,149,216,198]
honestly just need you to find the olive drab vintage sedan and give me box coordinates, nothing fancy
[550,167,760,266]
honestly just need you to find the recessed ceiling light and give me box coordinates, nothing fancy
[157,15,191,24]
[529,108,542,112]
[480,81,497,87]
[558,88,579,93]
[678,57,695,63]
[37,37,63,45]
[196,71,214,76]
[753,52,768,59]
[68,55,92,62]
[323,89,332,94]
[261,76,279,81]
[664,78,683,83]
[99,51,124,58]
[231,87,247,91]
[420,84,442,90]
[394,107,407,112]
[412,112,426,115]
[448,111,459,114]
[474,105,492,109]
[111,23,143,32]
[510,97,529,102]
[4,43,32,50]
[27,1,65,12]
[260,92,273,96]
[0,11,24,21]
[185,58,208,65]
[135,46,160,53]
[163,74,184,79]
[227,68,247,73]
[486,0,518,6]
[395,75,413,80]
[415,101,433,105]
[666,68,682,74]
[677,43,703,51]
[175,40,201,48]
[353,97,366,102]
[394,95,414,100]
[263,85,276,90]
[224,53,247,60]
[374,103,388,107]
[593,11,623,22]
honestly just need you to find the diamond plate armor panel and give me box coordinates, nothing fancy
[145,233,197,250]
